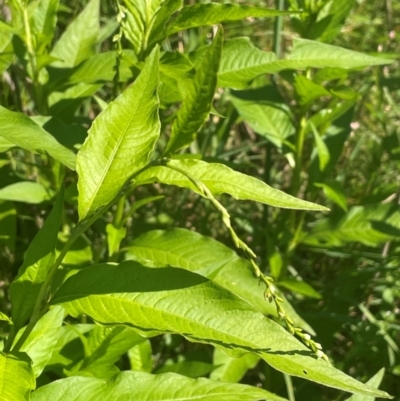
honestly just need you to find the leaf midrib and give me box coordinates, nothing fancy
[84,67,152,216]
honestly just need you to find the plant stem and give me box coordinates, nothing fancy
[9,212,102,353]
[284,373,296,401]
[273,0,285,59]
[21,2,46,114]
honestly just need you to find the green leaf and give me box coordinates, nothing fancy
[0,182,52,204]
[122,0,164,55]
[48,83,102,122]
[0,311,12,324]
[0,106,76,170]
[314,182,348,212]
[166,3,293,36]
[283,38,393,70]
[51,0,100,67]
[128,339,152,372]
[79,325,144,374]
[136,159,328,210]
[76,46,160,221]
[155,360,215,378]
[317,0,357,43]
[0,31,14,75]
[32,0,59,53]
[0,137,14,153]
[19,306,64,377]
[164,28,222,155]
[345,368,385,401]
[302,204,400,248]
[31,116,87,151]
[148,0,183,46]
[106,224,127,257]
[211,348,259,383]
[10,187,64,330]
[0,352,35,401]
[51,262,391,397]
[277,279,321,299]
[64,50,137,87]
[294,75,331,106]
[0,201,16,251]
[46,324,94,368]
[229,86,295,148]
[125,228,313,332]
[219,38,278,88]
[31,371,287,401]
[310,122,330,171]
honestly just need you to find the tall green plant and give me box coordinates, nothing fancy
[0,1,395,400]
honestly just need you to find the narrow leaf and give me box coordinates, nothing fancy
[211,348,259,383]
[31,371,287,401]
[106,224,126,257]
[128,339,153,372]
[20,306,64,377]
[83,326,143,369]
[165,28,222,155]
[76,46,160,220]
[125,227,314,332]
[284,38,393,70]
[51,262,391,397]
[10,187,64,330]
[51,0,100,67]
[314,182,348,212]
[32,0,59,52]
[0,106,76,170]
[135,159,328,210]
[48,83,102,122]
[148,0,183,45]
[311,122,330,171]
[219,38,278,88]
[0,182,52,204]
[0,352,35,401]
[277,279,321,299]
[345,368,385,401]
[302,204,400,247]
[122,0,164,55]
[230,86,295,148]
[166,3,293,36]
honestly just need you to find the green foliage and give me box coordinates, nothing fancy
[0,0,398,400]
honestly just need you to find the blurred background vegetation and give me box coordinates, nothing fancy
[0,0,399,399]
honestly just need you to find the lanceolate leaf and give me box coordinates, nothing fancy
[51,261,390,397]
[76,46,160,221]
[122,0,163,55]
[82,326,144,369]
[20,306,64,377]
[218,38,392,81]
[345,368,385,401]
[219,38,278,88]
[135,159,328,210]
[10,187,64,330]
[31,371,287,401]
[0,352,35,401]
[0,106,76,170]
[32,0,59,52]
[51,0,100,68]
[164,28,222,155]
[148,0,183,46]
[125,228,314,332]
[211,348,259,383]
[302,203,400,247]
[229,86,295,148]
[0,182,52,204]
[282,38,393,70]
[166,3,293,36]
